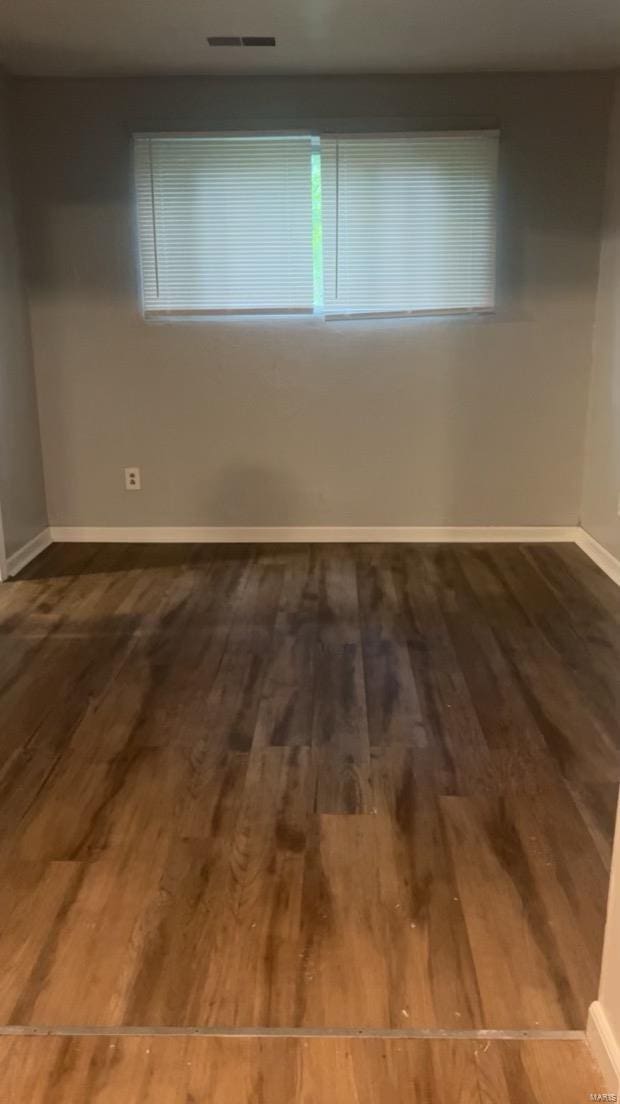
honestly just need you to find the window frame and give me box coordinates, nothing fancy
[132,127,500,324]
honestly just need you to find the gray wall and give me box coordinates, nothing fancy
[0,74,47,557]
[582,75,620,558]
[13,74,613,529]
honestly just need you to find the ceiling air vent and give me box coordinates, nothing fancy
[206,35,276,47]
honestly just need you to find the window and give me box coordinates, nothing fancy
[134,135,315,314]
[134,131,499,319]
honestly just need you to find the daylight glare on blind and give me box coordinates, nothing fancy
[134,131,499,319]
[320,133,499,316]
[134,135,315,314]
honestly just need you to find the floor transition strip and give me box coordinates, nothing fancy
[0,1025,586,1040]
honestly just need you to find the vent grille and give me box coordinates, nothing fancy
[207,36,242,46]
[206,35,276,47]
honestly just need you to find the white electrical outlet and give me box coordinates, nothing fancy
[124,467,141,491]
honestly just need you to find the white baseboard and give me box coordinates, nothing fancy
[8,524,620,592]
[588,1001,620,1095]
[575,529,620,588]
[48,525,580,545]
[6,528,52,578]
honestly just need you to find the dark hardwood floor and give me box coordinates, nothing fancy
[0,541,617,1030]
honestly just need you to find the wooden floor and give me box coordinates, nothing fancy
[0,542,618,1036]
[0,1035,605,1103]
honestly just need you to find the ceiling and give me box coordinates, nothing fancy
[1,0,620,77]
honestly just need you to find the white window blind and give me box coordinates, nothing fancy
[320,132,499,317]
[134,130,498,319]
[134,135,314,315]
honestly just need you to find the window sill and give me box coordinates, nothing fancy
[142,307,495,325]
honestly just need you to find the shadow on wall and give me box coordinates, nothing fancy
[208,463,310,527]
[0,37,116,78]
[13,72,612,302]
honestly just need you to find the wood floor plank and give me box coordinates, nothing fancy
[442,793,601,1028]
[394,547,496,796]
[356,546,428,748]
[0,1035,605,1104]
[490,545,620,749]
[311,546,371,814]
[457,547,620,785]
[370,747,486,1028]
[252,546,320,750]
[429,547,561,794]
[0,542,617,1031]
